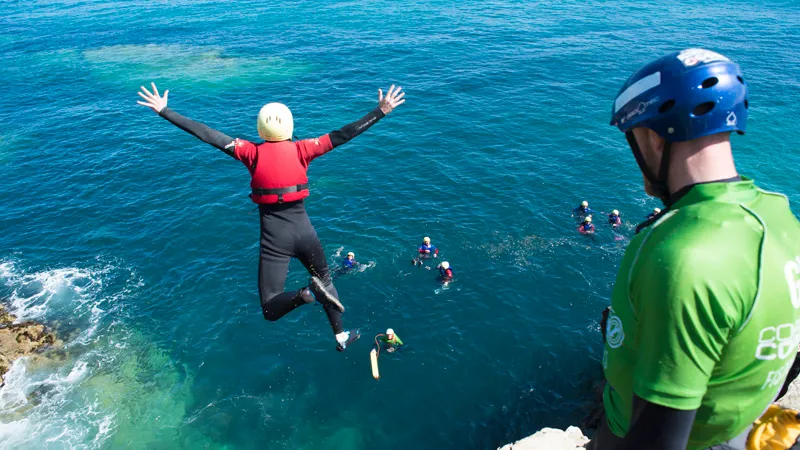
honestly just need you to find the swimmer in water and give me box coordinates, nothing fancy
[573,200,594,218]
[412,236,439,266]
[609,210,622,228]
[437,261,454,282]
[578,216,596,235]
[378,328,404,353]
[646,207,662,220]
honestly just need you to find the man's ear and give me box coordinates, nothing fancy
[647,128,666,156]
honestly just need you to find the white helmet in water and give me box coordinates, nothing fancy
[386,328,394,336]
[257,102,294,141]
[440,261,450,270]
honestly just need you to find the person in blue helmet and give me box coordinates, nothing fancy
[588,49,800,450]
[573,200,594,217]
[608,210,622,228]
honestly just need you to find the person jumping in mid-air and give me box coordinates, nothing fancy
[608,210,622,228]
[137,82,405,351]
[412,236,438,266]
[378,328,404,353]
[573,200,594,217]
[578,216,595,235]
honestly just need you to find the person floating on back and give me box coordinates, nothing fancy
[587,49,800,450]
[437,261,454,282]
[608,210,622,228]
[577,216,595,235]
[574,200,594,217]
[413,236,438,266]
[378,328,404,353]
[136,82,405,352]
[646,207,662,219]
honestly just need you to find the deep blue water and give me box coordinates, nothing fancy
[0,1,799,448]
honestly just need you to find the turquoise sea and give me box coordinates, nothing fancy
[1,1,799,448]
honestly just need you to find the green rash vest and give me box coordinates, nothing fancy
[380,335,403,346]
[602,178,800,449]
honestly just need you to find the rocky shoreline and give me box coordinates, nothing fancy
[0,304,58,385]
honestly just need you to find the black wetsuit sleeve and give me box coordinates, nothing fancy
[328,107,386,148]
[616,396,696,450]
[158,107,236,158]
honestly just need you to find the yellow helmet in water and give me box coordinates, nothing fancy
[347,252,355,258]
[257,103,294,141]
[584,216,592,223]
[612,210,619,216]
[654,207,662,214]
[581,201,589,207]
[423,237,431,243]
[440,261,450,270]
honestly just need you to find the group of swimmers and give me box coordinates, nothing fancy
[571,200,662,236]
[341,236,454,283]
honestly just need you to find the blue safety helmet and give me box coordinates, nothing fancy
[611,48,747,142]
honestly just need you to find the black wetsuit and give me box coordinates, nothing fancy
[158,105,384,336]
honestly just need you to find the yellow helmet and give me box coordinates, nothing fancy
[612,210,619,216]
[654,207,662,214]
[581,201,589,207]
[440,261,450,270]
[257,103,294,141]
[423,237,431,243]
[347,252,355,257]
[584,216,592,223]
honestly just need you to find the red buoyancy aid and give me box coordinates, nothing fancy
[235,135,333,204]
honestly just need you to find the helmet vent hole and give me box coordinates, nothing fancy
[692,102,716,116]
[658,100,676,114]
[745,99,749,109]
[737,76,745,84]
[701,77,719,89]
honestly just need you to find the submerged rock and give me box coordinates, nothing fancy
[498,426,589,450]
[0,305,58,385]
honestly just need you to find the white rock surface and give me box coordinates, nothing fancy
[498,426,588,450]
[778,377,800,410]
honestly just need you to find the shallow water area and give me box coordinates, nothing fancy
[1,0,799,449]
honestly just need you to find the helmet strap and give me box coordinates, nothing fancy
[625,131,672,206]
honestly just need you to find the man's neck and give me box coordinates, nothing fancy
[667,133,738,196]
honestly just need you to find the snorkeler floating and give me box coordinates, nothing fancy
[137,82,405,352]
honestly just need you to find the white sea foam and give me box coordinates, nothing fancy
[0,259,185,449]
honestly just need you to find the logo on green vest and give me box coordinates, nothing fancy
[607,310,625,349]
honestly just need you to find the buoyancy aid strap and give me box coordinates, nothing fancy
[251,183,309,203]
